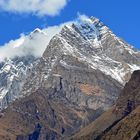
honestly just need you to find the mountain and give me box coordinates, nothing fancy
[22,16,140,111]
[0,16,140,140]
[0,28,50,110]
[70,70,140,140]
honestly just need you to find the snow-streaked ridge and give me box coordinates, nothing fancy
[55,16,140,85]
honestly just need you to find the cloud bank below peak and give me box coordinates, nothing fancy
[0,14,91,61]
[0,21,72,61]
[0,0,68,17]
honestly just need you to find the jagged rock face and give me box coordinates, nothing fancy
[47,17,140,84]
[0,56,38,110]
[23,17,140,112]
[22,37,122,112]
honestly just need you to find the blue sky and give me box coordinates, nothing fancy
[0,0,140,49]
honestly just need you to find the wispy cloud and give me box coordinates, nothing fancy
[0,0,68,17]
[0,21,72,61]
[0,14,89,61]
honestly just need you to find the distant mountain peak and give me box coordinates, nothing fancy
[31,28,47,35]
[32,28,42,33]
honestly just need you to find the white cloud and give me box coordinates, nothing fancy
[0,21,72,61]
[77,14,91,23]
[0,0,68,17]
[0,14,90,61]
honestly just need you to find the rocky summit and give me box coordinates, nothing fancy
[0,16,140,140]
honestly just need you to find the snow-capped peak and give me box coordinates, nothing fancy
[73,19,100,40]
[55,16,140,85]
[32,28,42,33]
[30,28,47,36]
